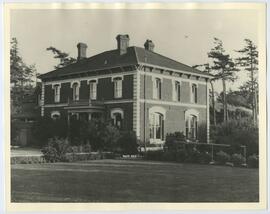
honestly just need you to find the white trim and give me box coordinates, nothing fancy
[43,71,136,86]
[110,108,124,119]
[140,99,207,109]
[172,80,181,102]
[51,83,61,89]
[87,78,98,84]
[41,83,45,116]
[111,75,124,81]
[184,109,200,121]
[70,80,81,88]
[51,111,61,119]
[149,106,167,119]
[138,70,206,85]
[44,103,68,108]
[139,62,213,79]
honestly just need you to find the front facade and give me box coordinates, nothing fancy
[39,35,212,147]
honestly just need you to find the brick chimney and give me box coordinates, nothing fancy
[144,39,155,52]
[77,43,87,60]
[116,34,130,55]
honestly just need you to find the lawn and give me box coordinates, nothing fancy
[11,159,259,202]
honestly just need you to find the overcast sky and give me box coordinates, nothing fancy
[10,9,260,92]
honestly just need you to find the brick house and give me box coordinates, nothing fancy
[39,34,213,147]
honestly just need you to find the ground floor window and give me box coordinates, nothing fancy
[149,112,164,141]
[185,114,198,140]
[51,111,60,120]
[111,109,124,129]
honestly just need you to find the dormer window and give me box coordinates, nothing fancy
[53,84,60,103]
[89,80,97,100]
[153,78,161,99]
[72,82,80,101]
[113,77,123,98]
[191,83,198,103]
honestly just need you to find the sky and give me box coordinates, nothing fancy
[10,8,260,92]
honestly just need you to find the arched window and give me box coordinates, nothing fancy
[191,83,198,103]
[113,77,123,98]
[173,81,181,101]
[149,106,166,143]
[89,80,97,100]
[72,82,80,101]
[51,111,60,120]
[185,109,199,140]
[53,84,60,103]
[111,109,124,129]
[153,78,161,99]
[149,112,164,141]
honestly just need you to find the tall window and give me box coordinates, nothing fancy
[111,109,124,129]
[153,78,161,99]
[89,80,97,100]
[149,112,164,141]
[174,81,181,101]
[54,84,60,103]
[191,84,198,103]
[113,77,122,98]
[72,82,79,101]
[185,115,198,140]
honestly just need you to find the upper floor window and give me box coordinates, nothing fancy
[153,78,161,99]
[53,84,60,103]
[72,82,80,101]
[191,83,198,103]
[89,80,97,100]
[113,77,123,98]
[174,81,181,101]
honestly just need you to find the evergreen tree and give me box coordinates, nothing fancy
[208,38,239,123]
[10,37,35,114]
[235,39,258,125]
[46,46,76,69]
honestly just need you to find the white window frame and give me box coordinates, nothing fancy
[111,108,124,128]
[172,80,181,101]
[185,109,199,140]
[149,106,166,144]
[190,83,198,103]
[71,81,80,101]
[52,84,61,103]
[153,77,162,99]
[113,77,123,98]
[51,111,60,120]
[88,79,97,100]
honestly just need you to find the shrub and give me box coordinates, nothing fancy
[41,137,70,162]
[216,151,230,165]
[213,120,258,156]
[165,132,186,151]
[231,153,246,167]
[118,131,138,155]
[247,154,259,168]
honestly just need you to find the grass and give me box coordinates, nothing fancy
[11,159,259,202]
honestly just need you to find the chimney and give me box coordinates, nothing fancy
[144,39,155,52]
[116,34,130,55]
[77,43,87,60]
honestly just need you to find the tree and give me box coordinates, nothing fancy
[10,37,36,114]
[46,46,76,69]
[235,39,258,125]
[208,38,239,123]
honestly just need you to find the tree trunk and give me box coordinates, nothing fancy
[222,78,227,123]
[210,80,216,126]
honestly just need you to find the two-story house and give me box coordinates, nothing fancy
[39,34,213,147]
